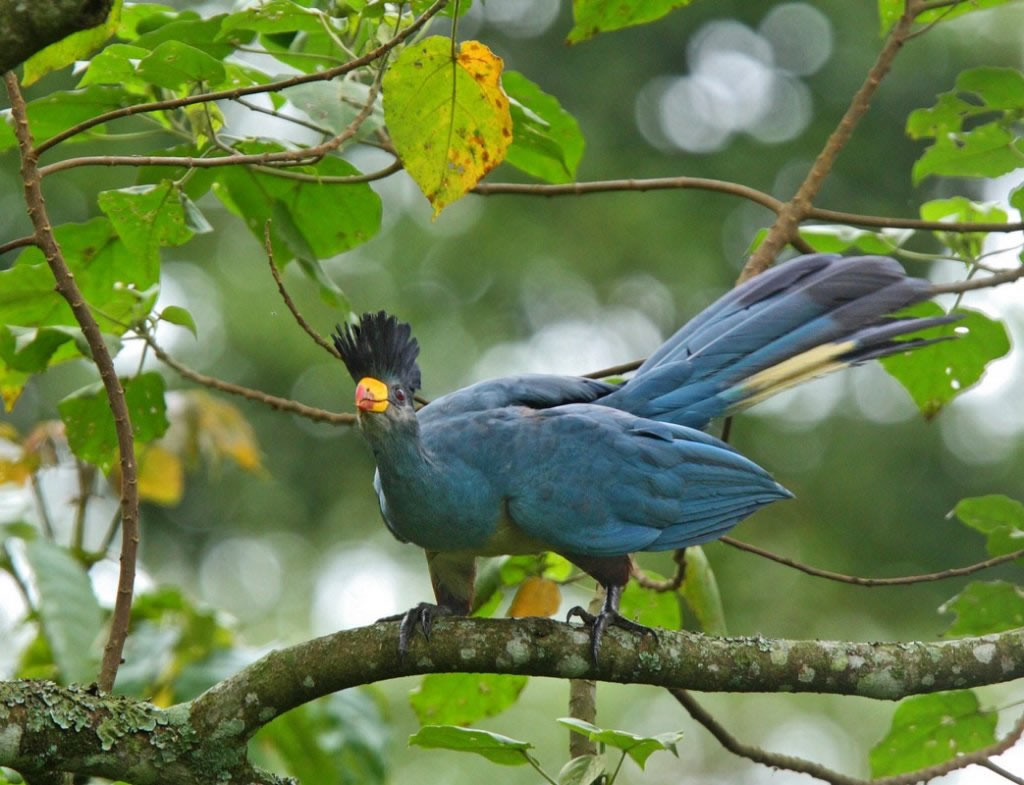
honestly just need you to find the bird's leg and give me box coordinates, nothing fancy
[378,550,475,659]
[567,584,658,661]
[562,553,657,662]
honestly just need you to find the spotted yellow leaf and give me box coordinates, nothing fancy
[383,36,512,215]
[506,576,561,618]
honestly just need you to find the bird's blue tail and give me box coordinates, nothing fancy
[602,254,953,428]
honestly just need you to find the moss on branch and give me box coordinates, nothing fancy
[2,620,1022,783]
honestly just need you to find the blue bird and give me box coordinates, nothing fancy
[333,254,952,659]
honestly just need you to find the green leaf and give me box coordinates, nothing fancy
[410,673,528,727]
[680,546,727,635]
[219,0,343,36]
[0,85,148,152]
[556,718,683,769]
[919,197,1007,260]
[408,725,533,766]
[908,67,1024,183]
[137,39,227,89]
[58,372,170,472]
[98,181,195,261]
[620,571,681,630]
[22,0,124,86]
[952,495,1024,559]
[283,80,385,139]
[797,225,912,255]
[212,154,380,303]
[0,263,73,328]
[503,71,584,184]
[382,36,512,214]
[22,539,103,685]
[939,581,1024,637]
[160,306,198,338]
[869,691,996,776]
[0,325,91,372]
[880,304,1010,419]
[133,13,239,59]
[913,124,1024,183]
[13,218,160,333]
[558,754,605,785]
[77,43,153,93]
[568,0,698,43]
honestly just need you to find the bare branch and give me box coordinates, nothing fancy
[473,177,1024,235]
[672,688,1024,785]
[144,333,354,426]
[632,549,687,591]
[32,0,450,157]
[264,221,340,359]
[474,176,784,212]
[0,234,38,256]
[931,266,1024,294]
[721,536,1024,587]
[4,71,138,694]
[740,1,923,280]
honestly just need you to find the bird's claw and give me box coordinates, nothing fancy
[379,602,452,659]
[566,604,658,662]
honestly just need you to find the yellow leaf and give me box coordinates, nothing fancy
[383,36,513,215]
[506,576,561,618]
[137,445,184,506]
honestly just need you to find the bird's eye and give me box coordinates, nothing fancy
[394,387,407,403]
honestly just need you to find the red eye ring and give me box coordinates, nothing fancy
[394,387,407,403]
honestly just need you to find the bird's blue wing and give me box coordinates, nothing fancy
[419,374,617,424]
[439,404,792,558]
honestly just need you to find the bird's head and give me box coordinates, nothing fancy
[333,311,421,434]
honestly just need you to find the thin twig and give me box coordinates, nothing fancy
[981,759,1024,785]
[5,71,139,694]
[42,44,388,179]
[232,96,336,137]
[631,549,687,591]
[672,688,1024,785]
[144,333,355,425]
[33,0,450,157]
[740,0,922,281]
[264,221,339,359]
[931,266,1024,294]
[473,178,1024,235]
[250,158,402,184]
[28,473,56,540]
[474,176,784,213]
[0,234,37,256]
[721,536,1024,586]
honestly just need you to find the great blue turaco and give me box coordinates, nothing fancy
[333,254,953,660]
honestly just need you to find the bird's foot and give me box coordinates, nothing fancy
[566,604,658,662]
[378,602,452,659]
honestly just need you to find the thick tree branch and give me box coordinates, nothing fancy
[2,621,1024,783]
[0,0,112,76]
[4,71,137,694]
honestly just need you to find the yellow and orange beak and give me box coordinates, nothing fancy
[355,377,389,413]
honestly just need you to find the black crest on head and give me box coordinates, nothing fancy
[333,311,422,393]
